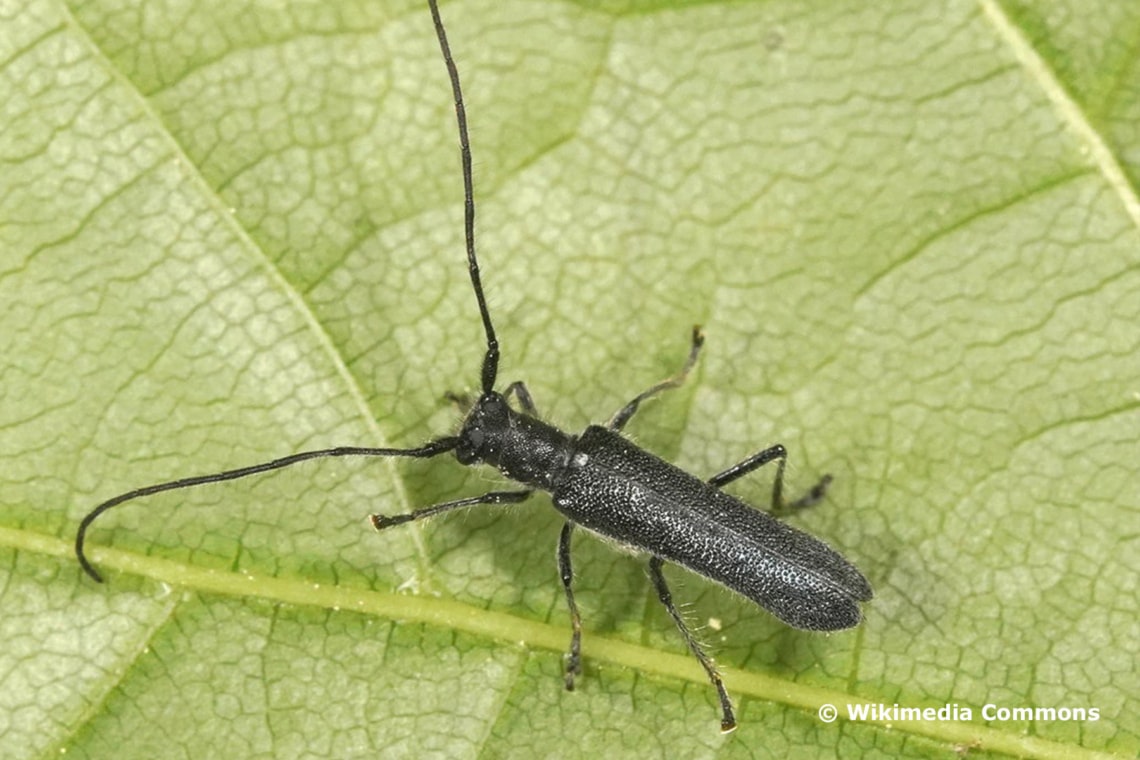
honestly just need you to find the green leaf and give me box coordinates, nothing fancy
[2,0,1136,757]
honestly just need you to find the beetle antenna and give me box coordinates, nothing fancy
[75,438,460,583]
[75,2,499,584]
[428,0,499,394]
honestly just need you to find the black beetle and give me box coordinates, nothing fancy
[76,0,872,732]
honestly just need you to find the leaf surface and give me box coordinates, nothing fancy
[1,0,1137,757]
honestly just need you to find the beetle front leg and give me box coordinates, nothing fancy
[370,488,532,529]
[504,380,539,416]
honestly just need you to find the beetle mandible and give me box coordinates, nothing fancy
[75,0,873,732]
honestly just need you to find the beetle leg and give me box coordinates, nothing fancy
[443,390,472,411]
[370,488,532,530]
[504,380,539,416]
[608,327,704,431]
[707,444,832,514]
[558,521,584,689]
[649,556,737,733]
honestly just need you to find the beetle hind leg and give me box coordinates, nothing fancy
[649,556,737,733]
[707,444,832,515]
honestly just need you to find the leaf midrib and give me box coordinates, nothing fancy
[0,525,1117,760]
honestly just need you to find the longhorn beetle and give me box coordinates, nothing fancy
[75,0,873,733]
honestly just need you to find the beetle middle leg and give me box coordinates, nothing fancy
[557,521,584,690]
[649,556,737,733]
[708,444,832,514]
[608,326,704,431]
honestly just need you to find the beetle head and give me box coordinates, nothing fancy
[455,391,510,466]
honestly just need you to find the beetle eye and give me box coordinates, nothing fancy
[455,427,484,465]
